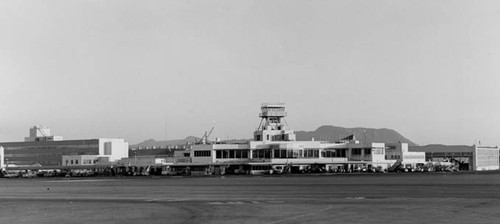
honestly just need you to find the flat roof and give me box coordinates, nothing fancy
[261,103,285,107]
[0,139,101,147]
[409,145,474,153]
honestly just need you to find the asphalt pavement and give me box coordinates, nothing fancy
[1,173,500,224]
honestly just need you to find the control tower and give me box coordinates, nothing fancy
[254,103,296,142]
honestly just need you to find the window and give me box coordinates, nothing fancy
[364,148,371,155]
[304,149,319,158]
[75,160,78,164]
[104,142,112,155]
[352,148,362,156]
[194,150,211,157]
[324,151,341,158]
[253,149,271,159]
[216,150,249,159]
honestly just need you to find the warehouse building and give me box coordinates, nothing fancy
[0,126,129,167]
[410,144,499,171]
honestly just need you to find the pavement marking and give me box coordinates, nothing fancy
[43,179,116,183]
[345,197,366,200]
[208,202,225,205]
[207,200,286,205]
[265,205,334,224]
[266,200,285,204]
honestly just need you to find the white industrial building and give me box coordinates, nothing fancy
[1,126,129,167]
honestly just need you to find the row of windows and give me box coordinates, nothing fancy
[352,148,362,155]
[82,159,98,165]
[304,149,320,158]
[65,160,79,165]
[239,149,349,159]
[4,145,99,151]
[273,149,302,158]
[364,148,371,155]
[194,150,211,157]
[351,148,372,156]
[216,150,249,159]
[430,152,473,157]
[64,159,99,165]
[322,149,347,158]
[253,149,272,159]
[5,149,99,154]
[255,134,271,141]
[386,155,401,159]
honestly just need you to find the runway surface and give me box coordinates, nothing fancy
[1,173,500,223]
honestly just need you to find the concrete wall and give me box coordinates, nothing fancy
[0,146,4,168]
[371,143,387,163]
[474,146,500,171]
[62,155,99,166]
[98,138,129,162]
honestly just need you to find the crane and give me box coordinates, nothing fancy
[36,126,48,137]
[197,127,215,144]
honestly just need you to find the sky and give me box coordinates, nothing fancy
[1,0,500,146]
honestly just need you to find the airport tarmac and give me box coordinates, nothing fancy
[1,173,500,224]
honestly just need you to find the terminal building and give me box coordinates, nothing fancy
[178,103,427,174]
[0,126,129,167]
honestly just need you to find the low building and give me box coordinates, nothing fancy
[61,155,115,166]
[117,156,170,166]
[409,144,499,171]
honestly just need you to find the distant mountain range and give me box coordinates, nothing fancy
[294,125,417,146]
[130,125,417,148]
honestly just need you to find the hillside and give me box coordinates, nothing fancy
[131,125,417,148]
[130,136,199,149]
[130,136,249,149]
[295,125,417,146]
